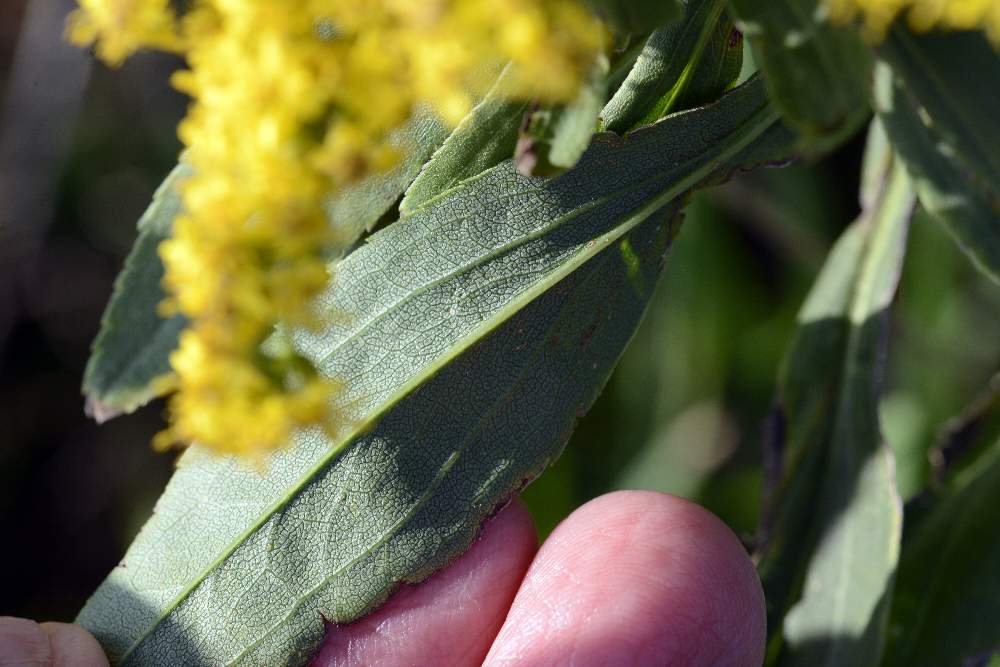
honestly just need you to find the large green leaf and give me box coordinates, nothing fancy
[81,114,449,417]
[77,79,790,665]
[727,0,871,152]
[875,29,1000,284]
[883,439,1000,667]
[758,122,911,666]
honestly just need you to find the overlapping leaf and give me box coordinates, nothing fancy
[82,165,190,420]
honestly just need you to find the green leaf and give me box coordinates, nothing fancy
[400,71,527,215]
[758,122,912,666]
[883,440,1000,667]
[727,0,871,152]
[584,0,684,35]
[875,29,1000,284]
[600,0,730,134]
[671,13,744,112]
[81,114,449,418]
[82,165,189,420]
[77,79,789,666]
[514,54,609,176]
[325,110,450,238]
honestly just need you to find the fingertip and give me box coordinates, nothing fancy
[485,491,766,667]
[312,498,538,666]
[40,623,109,667]
[0,617,108,667]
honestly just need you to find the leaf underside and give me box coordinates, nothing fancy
[759,122,911,667]
[77,79,792,666]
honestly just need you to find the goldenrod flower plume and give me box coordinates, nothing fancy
[68,0,604,457]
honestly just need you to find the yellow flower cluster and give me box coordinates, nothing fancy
[825,0,1000,43]
[68,0,604,457]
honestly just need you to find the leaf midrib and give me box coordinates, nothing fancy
[227,243,617,664]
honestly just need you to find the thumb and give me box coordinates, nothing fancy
[0,617,109,667]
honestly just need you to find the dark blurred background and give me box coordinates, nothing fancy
[2,0,998,624]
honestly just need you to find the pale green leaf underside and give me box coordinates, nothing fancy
[762,122,911,666]
[82,164,189,419]
[77,79,789,666]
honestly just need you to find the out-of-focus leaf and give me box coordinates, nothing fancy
[585,0,683,34]
[928,371,1000,489]
[875,29,1000,284]
[600,0,730,133]
[81,113,449,419]
[400,70,527,215]
[76,79,790,666]
[515,54,608,176]
[326,110,450,236]
[81,165,189,421]
[758,122,911,666]
[727,0,871,152]
[883,438,1000,667]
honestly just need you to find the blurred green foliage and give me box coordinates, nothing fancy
[524,165,1000,539]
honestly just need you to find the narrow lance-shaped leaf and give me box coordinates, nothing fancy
[400,67,528,215]
[76,79,790,666]
[514,53,609,176]
[82,165,190,421]
[325,109,450,237]
[600,0,730,134]
[727,0,871,153]
[875,28,1000,284]
[82,112,450,417]
[758,121,912,666]
[671,13,743,112]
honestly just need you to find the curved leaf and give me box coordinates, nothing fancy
[77,80,789,665]
[600,0,730,134]
[400,73,527,215]
[727,0,871,152]
[875,29,1000,284]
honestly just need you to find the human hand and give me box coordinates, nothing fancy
[313,490,765,666]
[0,491,765,666]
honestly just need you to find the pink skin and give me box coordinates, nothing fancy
[0,492,765,667]
[315,491,766,667]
